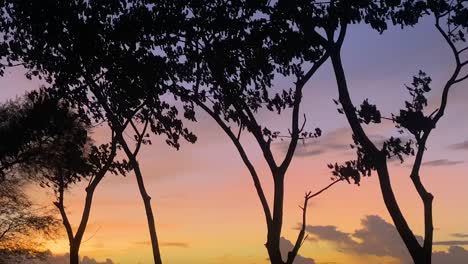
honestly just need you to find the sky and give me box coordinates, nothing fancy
[1,17,468,264]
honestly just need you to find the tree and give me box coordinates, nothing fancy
[138,1,343,263]
[0,96,63,263]
[3,1,196,263]
[0,177,58,264]
[0,92,127,264]
[274,1,468,263]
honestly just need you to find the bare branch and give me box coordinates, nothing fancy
[458,46,468,54]
[280,53,329,172]
[54,179,74,243]
[454,72,468,84]
[193,98,273,225]
[129,119,141,139]
[286,192,312,264]
[309,178,343,199]
[133,118,150,157]
[435,16,460,65]
[237,123,242,141]
[299,114,307,133]
[286,178,343,264]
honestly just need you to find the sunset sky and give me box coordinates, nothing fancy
[1,17,468,264]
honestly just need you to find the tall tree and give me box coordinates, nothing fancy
[274,0,468,263]
[139,1,343,263]
[3,1,196,263]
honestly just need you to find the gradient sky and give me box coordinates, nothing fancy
[1,17,468,264]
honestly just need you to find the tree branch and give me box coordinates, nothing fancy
[286,192,312,264]
[454,72,468,83]
[286,178,342,264]
[54,176,74,244]
[194,98,273,225]
[133,117,150,157]
[280,53,329,173]
[458,46,468,54]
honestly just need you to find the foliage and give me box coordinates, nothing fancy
[3,0,196,149]
[0,177,59,263]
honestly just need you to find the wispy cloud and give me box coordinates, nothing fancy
[433,240,468,246]
[452,233,468,238]
[161,242,190,248]
[448,140,468,150]
[421,159,464,167]
[135,240,190,248]
[275,127,353,158]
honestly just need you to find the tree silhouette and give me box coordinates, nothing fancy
[273,1,468,263]
[141,1,340,263]
[0,92,128,264]
[0,95,63,263]
[0,176,58,264]
[3,1,196,263]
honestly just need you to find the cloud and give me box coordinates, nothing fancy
[82,256,115,264]
[433,240,468,246]
[421,159,464,166]
[279,237,315,264]
[304,226,354,245]
[433,246,468,264]
[452,233,468,238]
[14,253,115,264]
[304,215,468,264]
[135,240,190,248]
[275,127,412,161]
[449,140,468,150]
[275,127,352,157]
[160,242,190,248]
[305,215,414,263]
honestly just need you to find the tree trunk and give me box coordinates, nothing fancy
[329,51,426,264]
[133,161,163,264]
[376,161,425,263]
[69,243,80,264]
[265,173,286,264]
[266,234,284,264]
[113,130,163,264]
[414,253,430,264]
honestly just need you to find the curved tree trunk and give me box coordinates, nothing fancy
[329,49,429,264]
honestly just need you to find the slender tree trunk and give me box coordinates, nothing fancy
[112,129,163,264]
[132,160,163,264]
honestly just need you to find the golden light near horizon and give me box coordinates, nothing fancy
[1,1,468,264]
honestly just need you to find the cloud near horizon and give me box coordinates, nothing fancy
[279,237,315,264]
[303,215,468,264]
[17,254,114,264]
